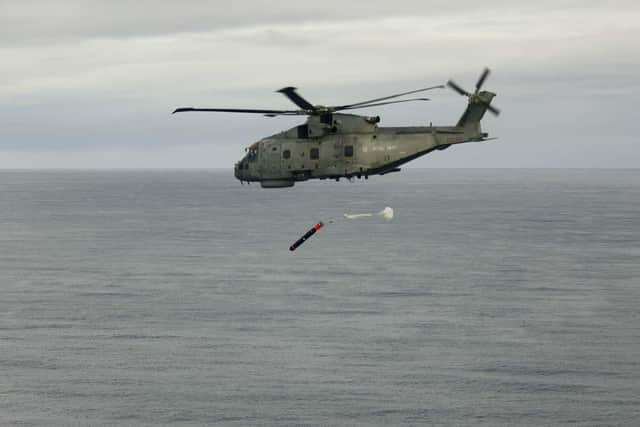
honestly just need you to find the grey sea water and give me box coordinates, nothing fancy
[1,169,639,426]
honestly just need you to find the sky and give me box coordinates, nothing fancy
[1,0,639,168]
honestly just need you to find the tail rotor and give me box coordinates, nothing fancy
[447,67,501,116]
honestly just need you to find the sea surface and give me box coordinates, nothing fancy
[1,169,639,426]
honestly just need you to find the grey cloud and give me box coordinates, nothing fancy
[2,0,636,44]
[1,1,639,168]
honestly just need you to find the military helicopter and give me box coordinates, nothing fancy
[173,68,500,188]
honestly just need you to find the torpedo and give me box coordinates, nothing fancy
[289,222,324,251]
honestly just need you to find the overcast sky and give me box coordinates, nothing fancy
[1,0,639,168]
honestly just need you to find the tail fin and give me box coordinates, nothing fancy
[457,91,496,137]
[447,69,500,138]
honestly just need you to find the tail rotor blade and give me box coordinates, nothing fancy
[476,68,490,92]
[447,80,470,97]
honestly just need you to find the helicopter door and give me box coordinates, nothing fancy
[281,142,294,174]
[331,137,345,176]
[263,141,282,177]
[334,136,356,175]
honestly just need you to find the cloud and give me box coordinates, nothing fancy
[1,1,639,167]
[3,0,637,44]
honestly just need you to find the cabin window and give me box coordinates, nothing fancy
[297,124,309,139]
[344,145,354,157]
[283,149,291,159]
[310,148,319,160]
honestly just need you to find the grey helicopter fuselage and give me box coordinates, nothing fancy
[235,91,495,188]
[174,68,500,186]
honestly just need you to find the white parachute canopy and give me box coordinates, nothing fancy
[379,207,394,220]
[343,207,394,221]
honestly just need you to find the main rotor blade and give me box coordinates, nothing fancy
[486,103,501,116]
[172,107,304,115]
[476,68,490,93]
[447,80,471,97]
[339,97,431,110]
[335,84,444,110]
[277,87,315,111]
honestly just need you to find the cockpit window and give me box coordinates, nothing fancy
[247,147,258,162]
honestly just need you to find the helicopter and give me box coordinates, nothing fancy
[173,68,500,188]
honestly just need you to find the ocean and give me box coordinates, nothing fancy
[1,169,639,426]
